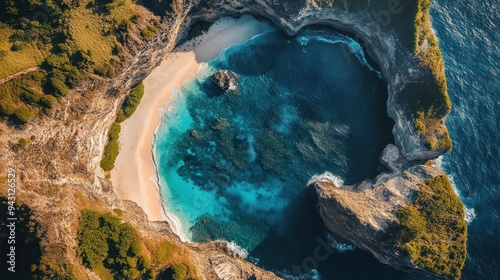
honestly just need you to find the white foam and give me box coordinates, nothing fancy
[220,240,249,259]
[308,171,344,188]
[465,207,477,223]
[448,174,477,224]
[151,135,190,242]
[433,155,444,169]
[327,234,356,253]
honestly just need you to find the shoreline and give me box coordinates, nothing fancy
[110,16,270,232]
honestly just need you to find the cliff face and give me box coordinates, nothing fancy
[313,144,444,276]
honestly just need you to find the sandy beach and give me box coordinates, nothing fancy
[110,16,270,225]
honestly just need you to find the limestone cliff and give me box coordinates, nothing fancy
[313,145,442,275]
[312,144,466,279]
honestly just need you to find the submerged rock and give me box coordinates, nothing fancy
[211,70,240,94]
[211,118,230,130]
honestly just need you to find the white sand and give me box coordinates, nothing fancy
[111,16,271,225]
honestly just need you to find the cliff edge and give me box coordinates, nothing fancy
[313,145,467,279]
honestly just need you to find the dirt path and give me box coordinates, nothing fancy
[0,66,40,85]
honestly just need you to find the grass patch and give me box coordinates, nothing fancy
[68,8,115,70]
[0,27,48,79]
[141,24,158,39]
[386,175,467,279]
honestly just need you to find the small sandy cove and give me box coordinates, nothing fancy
[111,16,270,222]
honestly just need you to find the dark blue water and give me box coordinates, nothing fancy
[430,0,500,279]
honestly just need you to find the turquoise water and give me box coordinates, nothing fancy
[154,26,400,278]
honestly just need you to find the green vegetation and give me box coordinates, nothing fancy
[171,263,189,280]
[413,0,450,116]
[116,83,144,122]
[141,24,159,39]
[76,209,145,279]
[188,22,212,38]
[0,0,146,125]
[77,209,200,280]
[0,71,57,123]
[396,0,452,151]
[414,110,452,151]
[100,121,120,171]
[387,176,467,279]
[100,82,144,171]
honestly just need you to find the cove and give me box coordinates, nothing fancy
[154,26,400,278]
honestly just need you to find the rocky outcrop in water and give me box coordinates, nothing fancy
[312,144,464,278]
[313,145,424,263]
[211,70,240,94]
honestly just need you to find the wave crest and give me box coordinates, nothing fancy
[308,171,344,188]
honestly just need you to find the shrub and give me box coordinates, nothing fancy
[117,83,144,122]
[0,99,16,116]
[17,138,29,147]
[77,210,146,279]
[130,14,140,24]
[388,175,467,279]
[113,208,123,217]
[20,88,42,106]
[141,25,158,39]
[14,105,35,123]
[45,77,70,97]
[11,42,25,51]
[171,263,188,280]
[112,42,122,55]
[144,268,157,280]
[0,49,7,58]
[188,22,211,38]
[100,122,121,171]
[156,241,176,263]
[137,255,151,270]
[38,95,57,109]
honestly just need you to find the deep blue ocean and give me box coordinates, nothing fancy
[154,1,499,278]
[430,0,500,279]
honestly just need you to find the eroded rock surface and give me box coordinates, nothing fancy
[211,70,240,94]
